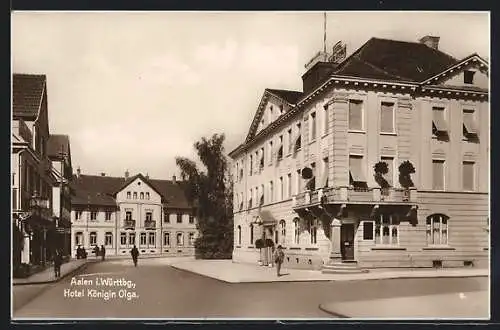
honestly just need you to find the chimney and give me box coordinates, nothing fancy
[76,166,81,178]
[172,175,176,184]
[125,170,129,180]
[419,35,440,50]
[146,173,149,180]
[101,172,106,177]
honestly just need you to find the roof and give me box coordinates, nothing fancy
[334,37,458,82]
[47,134,70,159]
[13,74,46,118]
[71,173,193,209]
[266,89,303,105]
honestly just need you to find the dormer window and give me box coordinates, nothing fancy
[464,70,475,84]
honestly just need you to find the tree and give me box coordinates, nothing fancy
[176,133,233,259]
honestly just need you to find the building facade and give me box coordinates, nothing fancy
[229,36,489,270]
[70,171,198,257]
[12,74,73,268]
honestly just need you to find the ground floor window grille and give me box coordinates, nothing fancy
[375,214,399,245]
[426,214,448,245]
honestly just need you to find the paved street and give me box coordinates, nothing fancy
[13,259,488,319]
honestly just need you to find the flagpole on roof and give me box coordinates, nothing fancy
[323,12,327,54]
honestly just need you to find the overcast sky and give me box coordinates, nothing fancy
[11,11,489,180]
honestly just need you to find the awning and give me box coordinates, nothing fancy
[463,114,478,135]
[320,169,329,188]
[259,210,277,226]
[350,166,366,183]
[433,111,448,132]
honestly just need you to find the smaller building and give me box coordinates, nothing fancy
[70,170,198,258]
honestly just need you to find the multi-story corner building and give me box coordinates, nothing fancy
[229,36,489,271]
[12,74,60,267]
[70,170,198,257]
[47,134,73,259]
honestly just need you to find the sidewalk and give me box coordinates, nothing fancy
[13,259,95,286]
[170,259,489,283]
[319,290,490,319]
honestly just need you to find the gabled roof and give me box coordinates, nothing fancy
[421,53,489,85]
[244,88,302,144]
[112,173,165,201]
[47,134,71,160]
[334,37,458,82]
[70,173,193,209]
[13,74,47,118]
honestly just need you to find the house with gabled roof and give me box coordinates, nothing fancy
[70,169,197,257]
[229,35,489,272]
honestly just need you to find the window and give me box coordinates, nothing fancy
[432,107,448,135]
[268,141,273,165]
[250,224,254,245]
[287,173,292,197]
[259,147,264,169]
[127,191,131,199]
[89,232,97,246]
[75,232,83,246]
[323,104,329,134]
[237,226,241,245]
[146,212,152,221]
[248,189,253,208]
[269,181,274,203]
[260,184,264,205]
[374,214,399,245]
[279,105,284,115]
[277,135,283,160]
[287,129,292,154]
[133,192,137,199]
[126,211,132,221]
[140,232,147,245]
[295,123,302,151]
[239,192,243,211]
[146,192,150,200]
[177,232,183,246]
[321,158,329,188]
[381,156,394,187]
[120,233,127,245]
[293,218,300,244]
[463,161,475,191]
[309,219,317,244]
[249,155,253,175]
[463,109,478,138]
[279,177,283,200]
[148,232,155,246]
[349,155,367,187]
[129,232,136,245]
[426,214,449,245]
[432,160,445,190]
[139,192,143,199]
[349,99,363,131]
[189,215,194,224]
[310,112,317,140]
[177,214,182,223]
[380,102,395,133]
[164,213,170,223]
[363,221,374,240]
[163,232,170,246]
[269,105,273,122]
[296,169,302,194]
[105,211,112,221]
[279,220,286,244]
[464,70,475,84]
[105,232,113,246]
[75,211,82,220]
[189,232,195,245]
[12,188,17,210]
[90,211,97,221]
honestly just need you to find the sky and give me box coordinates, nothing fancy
[11,11,489,180]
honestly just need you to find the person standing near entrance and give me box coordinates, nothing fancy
[53,250,62,278]
[274,245,285,277]
[100,245,106,261]
[130,245,139,267]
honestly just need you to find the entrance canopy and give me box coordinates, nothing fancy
[259,210,277,227]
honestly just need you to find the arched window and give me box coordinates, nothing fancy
[309,219,317,244]
[426,214,449,245]
[146,192,150,200]
[237,225,241,245]
[293,218,300,244]
[250,224,254,245]
[133,192,137,199]
[127,191,131,199]
[140,192,144,199]
[75,232,83,246]
[279,220,286,244]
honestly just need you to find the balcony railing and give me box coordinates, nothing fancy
[145,220,156,229]
[123,219,136,228]
[293,187,417,208]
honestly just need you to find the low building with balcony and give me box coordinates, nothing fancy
[70,170,198,258]
[229,36,489,271]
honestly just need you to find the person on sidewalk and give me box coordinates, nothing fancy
[93,245,100,259]
[274,245,285,277]
[101,245,106,261]
[53,250,62,279]
[130,245,139,267]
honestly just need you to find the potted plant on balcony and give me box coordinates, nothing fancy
[398,160,416,189]
[374,161,390,190]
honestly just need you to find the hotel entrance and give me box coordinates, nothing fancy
[340,223,355,261]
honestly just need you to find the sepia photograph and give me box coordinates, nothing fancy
[11,11,490,320]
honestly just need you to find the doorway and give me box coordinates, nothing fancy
[340,223,355,260]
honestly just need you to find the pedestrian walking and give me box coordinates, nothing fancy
[130,245,139,267]
[273,245,285,277]
[93,245,100,259]
[101,245,106,261]
[53,250,62,278]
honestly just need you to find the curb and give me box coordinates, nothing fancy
[170,264,233,284]
[13,261,95,286]
[318,304,349,318]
